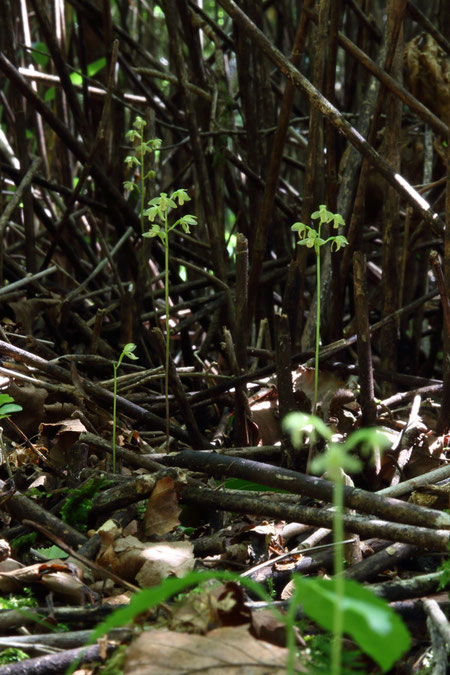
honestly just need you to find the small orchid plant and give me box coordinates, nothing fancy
[292,205,348,414]
[143,190,197,446]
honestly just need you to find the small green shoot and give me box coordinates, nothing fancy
[143,190,197,446]
[291,205,348,415]
[112,343,138,472]
[283,413,402,674]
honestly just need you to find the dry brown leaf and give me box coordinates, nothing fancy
[97,533,194,587]
[124,625,307,674]
[404,33,450,119]
[97,529,122,574]
[171,581,250,634]
[0,560,86,603]
[250,407,280,446]
[144,477,181,537]
[293,366,345,418]
[39,417,87,469]
[10,298,61,335]
[0,558,24,573]
[135,541,194,587]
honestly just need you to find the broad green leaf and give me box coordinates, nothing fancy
[224,478,288,493]
[0,394,16,406]
[293,575,410,672]
[0,404,22,418]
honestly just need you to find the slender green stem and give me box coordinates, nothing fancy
[313,222,322,416]
[331,469,345,675]
[140,137,145,233]
[112,363,118,472]
[285,587,298,675]
[164,214,170,447]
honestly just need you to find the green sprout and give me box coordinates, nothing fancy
[143,190,197,446]
[292,205,348,415]
[112,343,138,472]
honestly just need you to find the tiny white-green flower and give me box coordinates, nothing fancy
[172,188,191,206]
[330,235,348,251]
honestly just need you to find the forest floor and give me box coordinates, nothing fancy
[0,1,449,673]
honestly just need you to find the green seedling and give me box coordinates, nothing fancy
[292,205,348,415]
[143,190,197,446]
[124,116,161,233]
[112,343,138,472]
[283,413,406,674]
